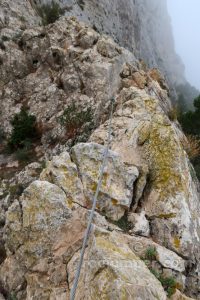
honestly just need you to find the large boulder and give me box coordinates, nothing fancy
[67,227,167,300]
[1,180,72,298]
[40,152,85,207]
[72,142,139,220]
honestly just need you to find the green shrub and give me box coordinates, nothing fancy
[7,108,38,151]
[159,276,177,297]
[145,247,157,261]
[59,103,94,141]
[150,268,160,279]
[8,293,17,300]
[19,16,26,23]
[9,184,24,199]
[37,1,64,25]
[0,127,5,144]
[14,148,31,162]
[0,39,6,51]
[113,214,131,232]
[179,95,200,137]
[150,268,176,297]
[1,35,10,42]
[179,95,200,180]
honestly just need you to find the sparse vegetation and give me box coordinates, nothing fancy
[178,95,200,179]
[37,1,64,26]
[1,35,10,42]
[113,214,132,232]
[179,95,200,136]
[8,292,18,300]
[7,108,38,151]
[150,268,177,297]
[141,247,177,297]
[145,246,157,261]
[0,127,5,144]
[182,134,200,160]
[59,103,94,142]
[19,15,26,23]
[9,184,24,199]
[14,148,31,162]
[0,39,6,50]
[5,108,40,162]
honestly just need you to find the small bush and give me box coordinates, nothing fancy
[150,268,176,297]
[0,127,5,144]
[1,35,10,42]
[160,276,177,297]
[0,39,6,50]
[8,293,17,300]
[14,148,31,162]
[37,1,64,26]
[113,214,132,232]
[59,103,94,141]
[179,94,200,137]
[9,184,24,199]
[19,16,26,23]
[7,108,38,151]
[145,247,157,261]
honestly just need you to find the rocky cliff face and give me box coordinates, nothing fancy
[0,2,200,300]
[0,0,187,94]
[38,0,186,94]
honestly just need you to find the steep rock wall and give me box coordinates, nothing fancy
[0,17,199,299]
[46,0,186,92]
[0,0,186,94]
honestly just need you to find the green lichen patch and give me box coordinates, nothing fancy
[144,119,186,201]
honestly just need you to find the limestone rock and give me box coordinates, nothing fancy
[40,152,85,207]
[0,256,25,292]
[67,227,167,300]
[15,162,42,188]
[4,181,72,261]
[2,180,73,298]
[132,71,147,89]
[0,5,199,299]
[90,86,200,264]
[96,36,122,58]
[128,235,185,273]
[156,246,185,273]
[148,68,169,92]
[72,142,139,220]
[76,27,99,49]
[128,211,150,237]
[170,289,195,300]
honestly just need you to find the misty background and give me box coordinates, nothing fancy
[167,0,200,91]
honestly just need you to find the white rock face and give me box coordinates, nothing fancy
[72,142,139,220]
[67,227,167,300]
[127,235,185,273]
[40,152,85,207]
[128,211,150,237]
[90,86,200,265]
[41,0,185,90]
[156,245,185,273]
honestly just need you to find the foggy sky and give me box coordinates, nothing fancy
[167,0,200,90]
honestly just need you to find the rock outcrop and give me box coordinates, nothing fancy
[0,6,199,300]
